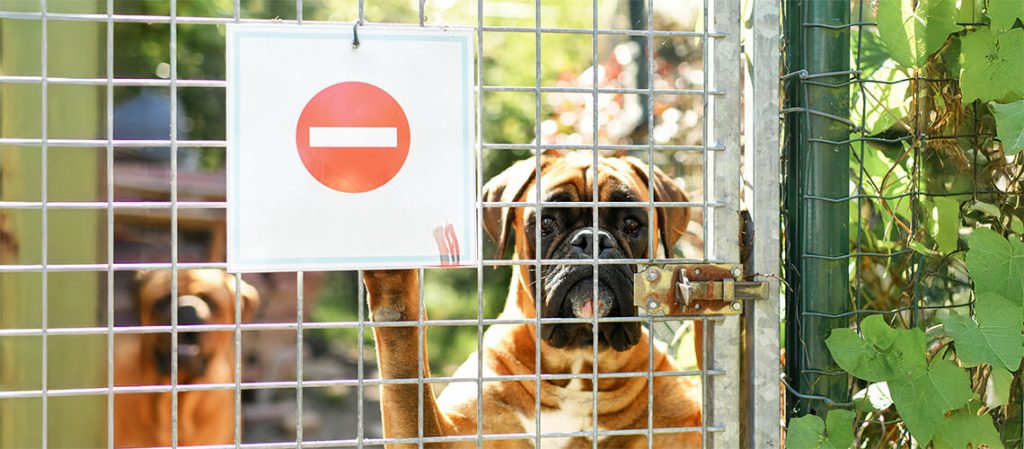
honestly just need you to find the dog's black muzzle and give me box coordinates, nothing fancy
[538,228,642,351]
[152,295,211,378]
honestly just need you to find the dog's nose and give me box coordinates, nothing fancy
[176,295,210,326]
[178,304,204,326]
[569,228,616,256]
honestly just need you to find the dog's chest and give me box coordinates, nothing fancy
[516,383,608,449]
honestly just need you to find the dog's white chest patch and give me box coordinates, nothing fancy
[517,360,608,449]
[518,391,605,449]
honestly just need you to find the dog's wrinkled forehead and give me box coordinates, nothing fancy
[523,156,652,203]
[133,269,261,323]
[135,270,247,312]
[137,270,217,302]
[482,151,690,259]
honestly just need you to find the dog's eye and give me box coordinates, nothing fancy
[623,217,641,235]
[540,217,556,236]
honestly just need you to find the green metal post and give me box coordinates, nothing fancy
[783,0,851,417]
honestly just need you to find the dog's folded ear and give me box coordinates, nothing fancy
[481,157,541,259]
[622,157,691,257]
[224,274,262,323]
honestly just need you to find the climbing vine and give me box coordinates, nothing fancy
[787,0,1023,447]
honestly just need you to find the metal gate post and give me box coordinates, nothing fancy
[710,0,743,446]
[744,0,782,446]
[783,0,851,417]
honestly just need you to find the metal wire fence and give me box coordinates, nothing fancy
[783,0,1023,445]
[0,0,782,448]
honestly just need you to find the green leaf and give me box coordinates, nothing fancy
[826,315,928,382]
[876,0,961,68]
[990,367,1013,407]
[854,29,895,78]
[968,291,1023,366]
[966,228,1024,306]
[956,0,984,24]
[826,317,980,445]
[960,27,1024,103]
[943,292,1024,370]
[786,410,856,449]
[989,0,1024,33]
[852,61,911,135]
[821,410,855,449]
[927,197,961,254]
[970,200,1004,218]
[888,359,974,443]
[786,415,826,449]
[826,329,890,382]
[992,100,1024,155]
[932,404,1005,449]
[910,240,942,256]
[1012,216,1024,235]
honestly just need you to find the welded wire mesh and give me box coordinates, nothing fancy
[782,0,1024,445]
[0,0,780,447]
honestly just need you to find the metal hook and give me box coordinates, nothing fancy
[352,21,361,49]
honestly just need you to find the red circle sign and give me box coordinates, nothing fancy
[295,82,411,193]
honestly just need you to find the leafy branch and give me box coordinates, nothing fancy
[789,0,1024,447]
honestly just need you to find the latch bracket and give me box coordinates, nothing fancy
[634,264,768,316]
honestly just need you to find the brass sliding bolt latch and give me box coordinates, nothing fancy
[633,264,769,316]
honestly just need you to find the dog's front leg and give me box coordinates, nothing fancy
[364,269,454,448]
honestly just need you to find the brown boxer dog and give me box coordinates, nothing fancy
[365,151,701,448]
[113,270,260,448]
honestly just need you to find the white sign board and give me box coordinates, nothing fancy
[227,24,477,272]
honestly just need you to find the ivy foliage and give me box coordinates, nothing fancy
[944,292,1023,370]
[988,0,1024,33]
[966,228,1024,305]
[799,230,1023,447]
[787,410,857,449]
[876,0,960,68]
[959,27,1024,103]
[992,101,1024,155]
[825,316,974,443]
[787,0,1023,446]
[932,402,1007,449]
[853,1,1024,152]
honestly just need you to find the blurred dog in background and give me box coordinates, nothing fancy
[113,270,260,448]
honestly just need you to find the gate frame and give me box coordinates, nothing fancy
[743,0,783,447]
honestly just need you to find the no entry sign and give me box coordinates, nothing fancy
[227,25,476,272]
[295,82,411,193]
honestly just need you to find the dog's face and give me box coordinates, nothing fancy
[483,152,689,352]
[135,270,260,380]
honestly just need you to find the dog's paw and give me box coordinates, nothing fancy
[363,270,419,322]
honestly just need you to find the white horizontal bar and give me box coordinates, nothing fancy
[309,127,398,148]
